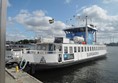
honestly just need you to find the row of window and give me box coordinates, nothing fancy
[64,46,106,53]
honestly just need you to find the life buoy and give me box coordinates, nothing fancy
[19,59,27,70]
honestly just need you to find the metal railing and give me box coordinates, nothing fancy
[24,50,62,55]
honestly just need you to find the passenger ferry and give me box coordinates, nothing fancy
[6,17,107,73]
[18,24,107,73]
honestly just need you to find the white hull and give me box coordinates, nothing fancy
[20,44,107,72]
[27,54,106,70]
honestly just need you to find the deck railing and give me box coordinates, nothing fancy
[24,50,62,55]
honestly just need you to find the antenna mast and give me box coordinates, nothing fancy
[85,16,88,44]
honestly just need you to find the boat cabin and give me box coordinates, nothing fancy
[64,25,97,44]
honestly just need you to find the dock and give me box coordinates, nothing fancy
[5,68,42,83]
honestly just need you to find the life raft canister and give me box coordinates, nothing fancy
[82,41,86,44]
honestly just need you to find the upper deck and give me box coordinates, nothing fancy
[63,25,97,44]
[64,26,97,33]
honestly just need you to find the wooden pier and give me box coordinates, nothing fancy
[5,68,42,83]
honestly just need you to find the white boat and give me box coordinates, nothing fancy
[17,24,107,73]
[7,17,107,73]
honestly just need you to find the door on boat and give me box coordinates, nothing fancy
[48,44,55,53]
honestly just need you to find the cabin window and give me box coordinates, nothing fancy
[90,47,92,51]
[95,47,96,50]
[49,44,54,51]
[42,46,46,50]
[37,45,40,50]
[54,45,56,51]
[81,47,83,52]
[94,47,95,51]
[98,47,100,50]
[88,47,89,51]
[70,47,73,53]
[74,47,77,52]
[85,47,86,52]
[92,47,94,51]
[64,47,68,53]
[78,47,80,52]
[38,44,46,50]
[64,54,74,60]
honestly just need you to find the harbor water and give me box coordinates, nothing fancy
[32,46,118,83]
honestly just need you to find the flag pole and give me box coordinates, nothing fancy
[85,16,88,44]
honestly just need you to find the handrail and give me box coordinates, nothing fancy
[24,50,62,54]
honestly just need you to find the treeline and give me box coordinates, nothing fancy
[6,39,36,44]
[16,39,36,44]
[106,42,118,46]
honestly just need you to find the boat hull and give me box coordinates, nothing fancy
[24,54,106,73]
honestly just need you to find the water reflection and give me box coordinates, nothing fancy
[33,58,107,83]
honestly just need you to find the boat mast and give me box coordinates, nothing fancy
[85,16,88,44]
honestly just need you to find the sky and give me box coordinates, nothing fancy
[7,0,118,43]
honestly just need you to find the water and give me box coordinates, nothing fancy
[32,47,118,83]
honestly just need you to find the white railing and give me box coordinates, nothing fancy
[24,50,62,55]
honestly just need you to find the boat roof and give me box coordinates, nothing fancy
[64,25,97,33]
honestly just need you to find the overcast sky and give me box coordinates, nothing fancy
[7,0,118,43]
